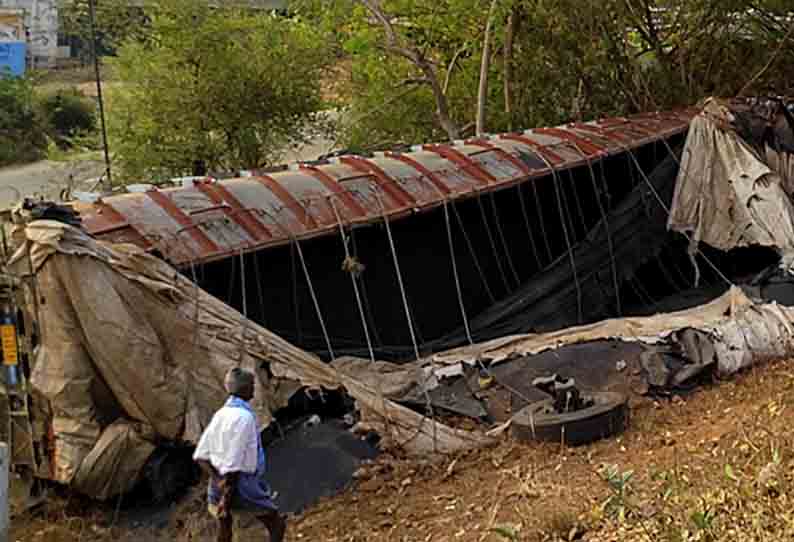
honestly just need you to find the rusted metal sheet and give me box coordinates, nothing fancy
[74,110,694,267]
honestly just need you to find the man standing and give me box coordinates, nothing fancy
[193,368,286,542]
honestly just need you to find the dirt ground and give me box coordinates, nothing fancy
[11,358,794,542]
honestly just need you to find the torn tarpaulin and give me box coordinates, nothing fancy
[668,98,794,268]
[10,221,491,499]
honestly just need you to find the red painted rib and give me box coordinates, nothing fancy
[499,134,566,165]
[534,127,605,157]
[339,156,416,207]
[94,201,152,247]
[195,181,272,242]
[299,165,368,218]
[145,189,220,254]
[571,122,633,143]
[467,139,533,175]
[252,175,317,229]
[423,145,496,184]
[385,152,452,196]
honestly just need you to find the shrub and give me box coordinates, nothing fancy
[0,76,48,166]
[37,88,96,146]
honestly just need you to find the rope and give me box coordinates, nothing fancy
[238,249,250,362]
[488,193,521,287]
[624,147,734,287]
[516,183,544,270]
[477,194,513,293]
[450,201,497,304]
[565,168,589,237]
[252,252,267,326]
[329,197,376,363]
[534,151,584,323]
[375,189,437,452]
[529,178,554,262]
[444,200,474,345]
[226,250,236,305]
[294,239,335,360]
[289,241,303,345]
[569,143,622,316]
[350,228,383,348]
[378,193,421,361]
[264,207,336,360]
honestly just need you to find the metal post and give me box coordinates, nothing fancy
[0,442,8,542]
[88,0,112,190]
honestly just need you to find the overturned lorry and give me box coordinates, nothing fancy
[2,97,794,503]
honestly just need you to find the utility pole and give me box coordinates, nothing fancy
[88,0,113,191]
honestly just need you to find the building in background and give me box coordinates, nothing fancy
[0,8,25,75]
[0,0,57,69]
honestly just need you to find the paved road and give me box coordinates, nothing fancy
[0,159,104,209]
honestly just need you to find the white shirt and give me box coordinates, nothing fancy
[193,402,259,475]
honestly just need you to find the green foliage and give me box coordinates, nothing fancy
[0,76,48,166]
[36,88,96,147]
[599,463,635,521]
[107,0,332,181]
[60,0,149,58]
[300,0,794,149]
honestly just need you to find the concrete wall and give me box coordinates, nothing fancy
[0,0,57,68]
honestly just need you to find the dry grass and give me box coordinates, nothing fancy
[12,358,794,542]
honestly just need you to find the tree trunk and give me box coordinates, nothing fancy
[476,0,499,137]
[503,5,517,131]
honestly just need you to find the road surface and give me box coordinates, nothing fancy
[0,159,105,209]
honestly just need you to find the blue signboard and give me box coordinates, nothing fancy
[0,42,25,77]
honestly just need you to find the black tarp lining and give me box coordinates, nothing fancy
[193,134,779,361]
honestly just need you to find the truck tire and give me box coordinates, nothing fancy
[511,391,628,446]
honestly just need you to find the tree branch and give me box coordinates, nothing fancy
[358,0,460,140]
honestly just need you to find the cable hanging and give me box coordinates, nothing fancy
[534,151,584,324]
[624,145,734,288]
[289,240,303,345]
[565,168,589,238]
[329,196,376,363]
[238,248,250,362]
[488,192,521,287]
[529,178,554,263]
[450,201,497,304]
[477,195,513,293]
[375,189,438,452]
[350,228,383,348]
[264,207,336,360]
[443,200,474,345]
[569,143,623,316]
[516,183,544,270]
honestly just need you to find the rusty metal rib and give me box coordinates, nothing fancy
[467,139,533,175]
[385,152,452,196]
[195,181,272,242]
[533,127,606,157]
[93,201,152,247]
[299,165,368,218]
[145,189,220,254]
[251,175,317,229]
[339,156,416,207]
[423,144,497,184]
[571,122,633,143]
[499,134,566,165]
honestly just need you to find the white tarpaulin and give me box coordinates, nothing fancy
[11,221,491,498]
[668,98,794,268]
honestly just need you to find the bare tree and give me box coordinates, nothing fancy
[359,0,461,140]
